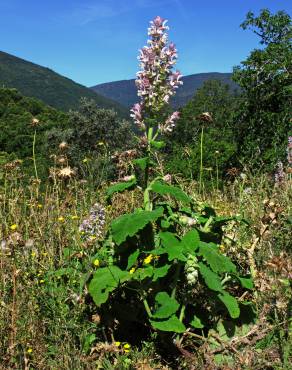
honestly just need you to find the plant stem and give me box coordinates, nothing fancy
[143,298,152,317]
[171,263,181,299]
[199,126,204,194]
[32,129,38,181]
[216,156,219,192]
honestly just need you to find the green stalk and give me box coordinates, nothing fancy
[179,304,186,322]
[143,298,152,317]
[171,263,182,299]
[144,126,153,190]
[199,126,204,194]
[216,156,219,192]
[175,304,186,343]
[32,129,38,181]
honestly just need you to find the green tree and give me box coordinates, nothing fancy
[0,88,68,178]
[233,9,292,170]
[167,80,238,180]
[46,98,134,180]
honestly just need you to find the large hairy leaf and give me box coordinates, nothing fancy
[89,266,130,306]
[218,292,240,319]
[132,266,154,280]
[236,276,254,290]
[152,264,171,281]
[111,207,164,245]
[150,315,186,333]
[106,178,136,198]
[198,262,223,292]
[190,315,204,328]
[180,229,200,253]
[152,292,180,319]
[126,249,140,270]
[150,181,191,204]
[159,232,187,261]
[198,242,236,273]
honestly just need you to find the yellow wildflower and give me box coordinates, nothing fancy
[143,254,154,265]
[129,267,136,274]
[31,252,36,258]
[71,215,79,220]
[93,259,100,267]
[37,204,43,209]
[219,244,225,252]
[39,279,45,284]
[10,224,18,231]
[27,348,33,354]
[58,216,65,222]
[115,341,121,347]
[123,343,131,353]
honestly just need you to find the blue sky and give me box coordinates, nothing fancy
[0,0,291,86]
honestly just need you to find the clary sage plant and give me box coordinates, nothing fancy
[88,16,253,337]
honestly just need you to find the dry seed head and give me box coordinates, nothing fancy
[57,156,66,164]
[57,166,75,179]
[196,112,213,123]
[31,117,40,127]
[59,141,68,150]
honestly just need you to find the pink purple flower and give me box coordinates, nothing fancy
[131,16,183,133]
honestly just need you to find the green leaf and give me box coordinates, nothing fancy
[88,266,129,306]
[82,333,96,354]
[150,140,165,149]
[161,219,171,228]
[237,276,254,290]
[152,292,180,319]
[198,262,223,292]
[198,242,236,273]
[111,207,164,245]
[150,315,186,333]
[133,157,148,171]
[150,181,191,204]
[218,292,240,319]
[126,249,140,270]
[152,264,171,282]
[159,232,187,261]
[190,315,204,329]
[180,229,200,254]
[106,178,136,198]
[132,266,153,280]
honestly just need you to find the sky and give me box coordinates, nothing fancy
[0,0,291,86]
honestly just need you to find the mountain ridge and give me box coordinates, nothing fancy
[91,72,238,109]
[0,51,128,116]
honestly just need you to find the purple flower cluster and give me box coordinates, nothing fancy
[130,16,182,134]
[79,203,105,240]
[274,161,285,185]
[287,136,292,166]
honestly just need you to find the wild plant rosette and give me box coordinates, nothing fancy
[88,16,253,337]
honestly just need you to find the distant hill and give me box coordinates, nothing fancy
[91,72,238,109]
[0,51,128,116]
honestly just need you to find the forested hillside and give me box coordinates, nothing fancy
[0,51,128,116]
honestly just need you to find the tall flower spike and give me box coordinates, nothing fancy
[131,16,183,132]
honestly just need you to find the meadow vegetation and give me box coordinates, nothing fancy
[0,9,291,370]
